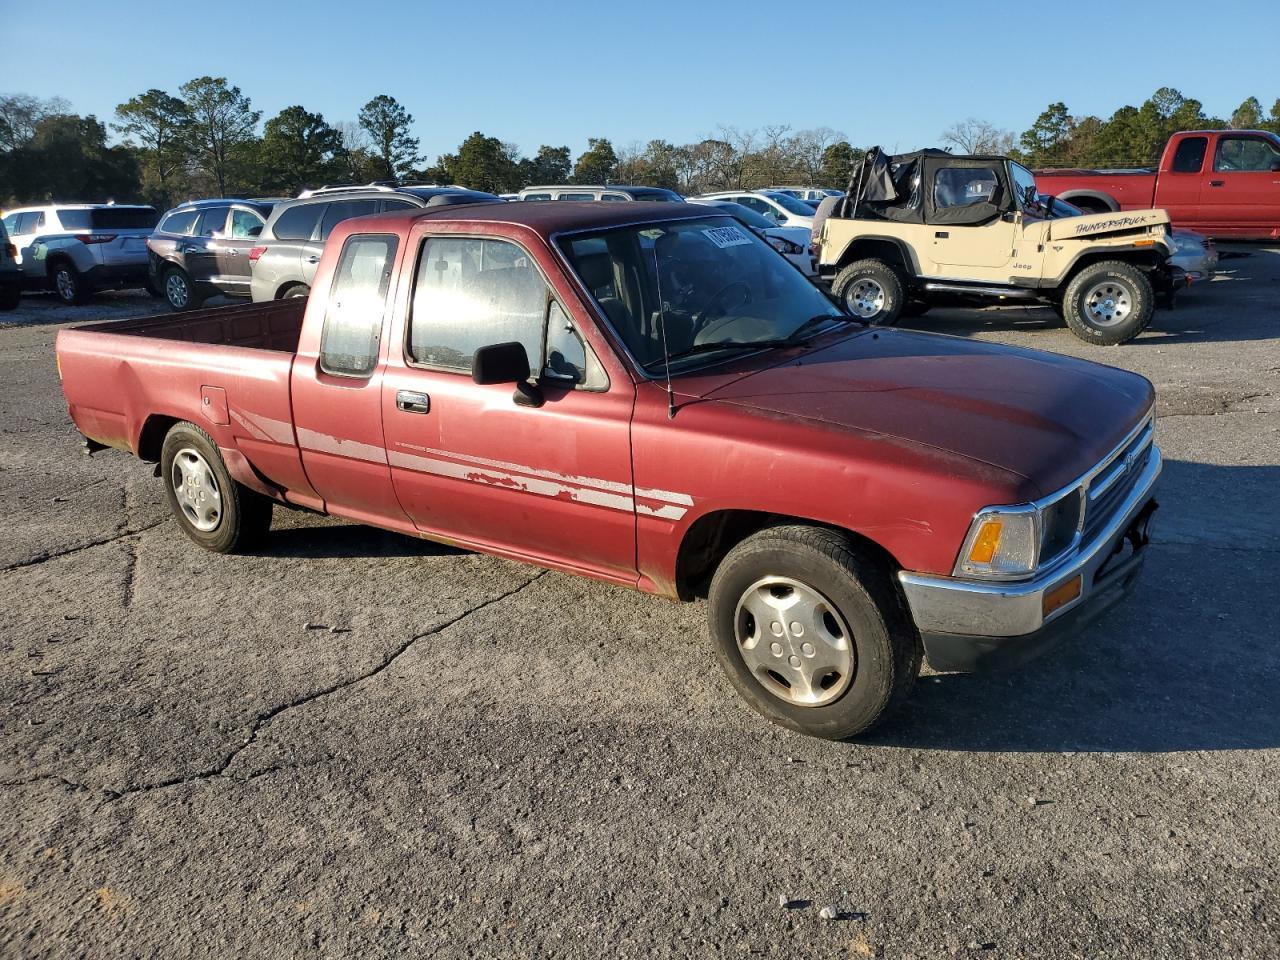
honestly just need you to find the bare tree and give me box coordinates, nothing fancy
[941,117,1016,155]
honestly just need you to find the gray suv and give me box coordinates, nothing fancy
[249,185,499,302]
[148,199,281,310]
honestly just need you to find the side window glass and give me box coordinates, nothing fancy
[229,209,264,239]
[1214,136,1280,172]
[197,207,227,237]
[271,203,323,241]
[19,212,41,233]
[2,214,18,234]
[1171,136,1208,173]
[381,199,416,212]
[319,234,399,378]
[161,209,199,235]
[933,168,998,208]
[523,193,552,201]
[409,237,547,373]
[319,199,379,240]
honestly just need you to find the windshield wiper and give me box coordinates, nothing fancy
[653,315,851,368]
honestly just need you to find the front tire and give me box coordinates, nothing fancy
[1062,261,1152,345]
[707,525,921,740]
[51,262,88,305]
[0,283,19,311]
[832,259,906,326]
[160,421,272,553]
[281,283,310,299]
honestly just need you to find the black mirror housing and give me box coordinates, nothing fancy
[472,342,531,385]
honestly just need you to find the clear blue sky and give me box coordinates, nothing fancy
[3,0,1278,160]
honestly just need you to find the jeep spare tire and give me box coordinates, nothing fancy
[833,259,905,326]
[1062,261,1152,346]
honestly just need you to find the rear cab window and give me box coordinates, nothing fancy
[1171,136,1208,173]
[319,234,399,377]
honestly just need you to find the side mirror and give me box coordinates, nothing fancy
[472,341,531,384]
[471,341,543,407]
[1271,160,1280,172]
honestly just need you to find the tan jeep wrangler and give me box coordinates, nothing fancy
[816,148,1180,345]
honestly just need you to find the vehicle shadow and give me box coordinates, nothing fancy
[899,243,1279,346]
[255,522,466,560]
[865,459,1280,753]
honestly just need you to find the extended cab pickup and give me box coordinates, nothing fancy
[56,202,1161,739]
[1035,129,1280,239]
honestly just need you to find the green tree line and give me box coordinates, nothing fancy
[3,81,1279,208]
[945,88,1280,169]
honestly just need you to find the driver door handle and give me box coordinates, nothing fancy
[306,254,321,264]
[1209,180,1225,187]
[396,390,430,414]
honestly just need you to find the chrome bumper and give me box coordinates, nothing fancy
[898,445,1162,671]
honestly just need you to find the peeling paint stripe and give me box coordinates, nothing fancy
[409,445,692,506]
[388,450,687,520]
[297,427,388,465]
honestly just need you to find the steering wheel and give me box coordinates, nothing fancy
[691,281,751,336]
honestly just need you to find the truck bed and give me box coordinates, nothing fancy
[56,299,312,500]
[1035,169,1159,212]
[72,298,306,352]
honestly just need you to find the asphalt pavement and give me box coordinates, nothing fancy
[2,252,1278,958]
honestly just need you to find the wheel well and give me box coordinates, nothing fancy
[674,509,901,600]
[276,281,308,299]
[1059,193,1117,214]
[836,238,910,274]
[136,414,180,462]
[44,253,74,277]
[1062,249,1164,288]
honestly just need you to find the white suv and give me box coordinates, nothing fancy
[0,218,21,310]
[690,190,815,228]
[1,204,159,304]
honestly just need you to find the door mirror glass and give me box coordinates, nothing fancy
[472,341,531,385]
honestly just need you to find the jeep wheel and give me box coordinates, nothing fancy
[164,266,203,312]
[1062,261,1152,345]
[51,262,88,305]
[707,525,921,740]
[833,259,906,326]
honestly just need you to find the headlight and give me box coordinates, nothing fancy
[954,490,1083,580]
[768,236,802,255]
[1174,235,1204,255]
[954,508,1039,578]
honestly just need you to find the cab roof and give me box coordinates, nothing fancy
[342,200,716,240]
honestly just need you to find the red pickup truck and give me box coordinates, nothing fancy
[55,202,1161,739]
[1036,129,1280,239]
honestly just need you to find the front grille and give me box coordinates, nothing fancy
[1082,422,1153,542]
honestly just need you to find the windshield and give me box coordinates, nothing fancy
[763,191,814,216]
[558,216,842,373]
[1009,162,1077,218]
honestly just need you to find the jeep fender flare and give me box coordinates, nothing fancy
[830,234,917,278]
[1051,244,1167,288]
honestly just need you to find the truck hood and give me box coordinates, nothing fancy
[1046,207,1170,242]
[695,330,1154,496]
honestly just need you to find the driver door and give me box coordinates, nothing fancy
[380,232,638,583]
[927,167,1016,272]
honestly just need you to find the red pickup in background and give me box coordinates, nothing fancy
[1036,129,1280,239]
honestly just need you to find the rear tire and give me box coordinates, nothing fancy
[832,259,906,326]
[164,266,203,311]
[160,421,272,553]
[51,261,88,305]
[0,283,19,311]
[707,525,921,740]
[1062,261,1152,345]
[281,284,310,299]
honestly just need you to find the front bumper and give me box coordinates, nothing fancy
[898,445,1162,672]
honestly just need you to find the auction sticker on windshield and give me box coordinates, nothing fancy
[702,225,753,249]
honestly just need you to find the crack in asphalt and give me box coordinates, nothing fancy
[0,517,171,574]
[0,570,550,804]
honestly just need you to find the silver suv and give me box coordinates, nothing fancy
[0,218,21,310]
[1,204,159,304]
[249,184,499,302]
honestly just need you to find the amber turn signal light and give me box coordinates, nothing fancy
[1042,575,1082,617]
[968,520,1003,564]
